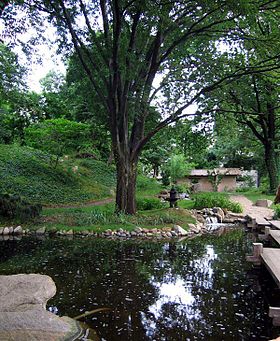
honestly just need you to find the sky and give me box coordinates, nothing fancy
[21,45,66,93]
[0,15,66,93]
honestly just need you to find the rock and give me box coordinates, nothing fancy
[0,274,81,340]
[166,232,172,238]
[190,224,201,234]
[255,199,273,208]
[172,225,189,236]
[81,230,89,236]
[213,207,225,221]
[130,231,137,237]
[13,226,23,235]
[36,227,46,235]
[162,227,171,232]
[0,227,3,235]
[227,212,244,219]
[48,228,57,236]
[134,227,142,233]
[216,214,223,223]
[223,218,235,224]
[8,226,14,234]
[3,227,9,236]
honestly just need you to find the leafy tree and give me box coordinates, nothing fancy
[39,70,73,119]
[2,1,280,213]
[201,5,280,192]
[25,118,91,167]
[165,154,194,184]
[0,43,25,100]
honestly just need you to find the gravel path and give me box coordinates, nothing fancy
[230,195,274,220]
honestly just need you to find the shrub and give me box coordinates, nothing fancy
[0,193,42,222]
[274,204,280,219]
[25,119,91,167]
[193,192,242,213]
[136,175,159,190]
[136,197,166,211]
[174,183,190,194]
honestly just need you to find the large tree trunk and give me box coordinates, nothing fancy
[115,152,139,214]
[264,144,279,193]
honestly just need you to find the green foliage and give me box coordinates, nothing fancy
[25,118,91,166]
[274,204,280,219]
[136,197,166,211]
[174,183,190,194]
[0,43,25,98]
[0,144,115,205]
[41,206,195,231]
[0,193,42,222]
[193,193,242,213]
[165,154,194,184]
[136,175,159,190]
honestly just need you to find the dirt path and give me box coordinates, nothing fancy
[44,197,114,209]
[230,195,274,220]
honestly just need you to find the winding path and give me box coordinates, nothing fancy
[44,197,114,209]
[230,195,273,220]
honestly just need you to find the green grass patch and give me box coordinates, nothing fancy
[274,204,280,219]
[193,192,242,213]
[32,204,195,233]
[237,190,274,205]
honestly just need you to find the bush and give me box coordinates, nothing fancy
[136,197,166,211]
[274,204,280,219]
[174,183,190,194]
[136,175,159,190]
[0,193,42,222]
[193,192,242,213]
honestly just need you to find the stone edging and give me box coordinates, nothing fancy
[0,208,247,241]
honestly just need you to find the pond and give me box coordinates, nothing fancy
[0,229,280,340]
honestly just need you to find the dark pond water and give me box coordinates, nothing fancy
[0,229,280,340]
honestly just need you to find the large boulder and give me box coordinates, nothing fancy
[0,274,82,340]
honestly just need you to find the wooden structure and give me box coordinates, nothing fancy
[246,214,271,230]
[247,230,280,326]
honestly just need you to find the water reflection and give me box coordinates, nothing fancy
[0,230,279,340]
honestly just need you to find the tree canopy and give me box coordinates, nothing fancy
[1,0,280,211]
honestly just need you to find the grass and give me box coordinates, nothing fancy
[236,190,274,205]
[0,144,116,205]
[30,204,196,233]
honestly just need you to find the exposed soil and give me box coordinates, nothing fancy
[230,195,274,220]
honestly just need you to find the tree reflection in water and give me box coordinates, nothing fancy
[0,230,280,340]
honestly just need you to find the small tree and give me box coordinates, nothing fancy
[25,118,91,167]
[166,154,194,185]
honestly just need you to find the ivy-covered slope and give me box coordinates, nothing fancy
[0,144,115,205]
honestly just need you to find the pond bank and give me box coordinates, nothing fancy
[0,207,246,241]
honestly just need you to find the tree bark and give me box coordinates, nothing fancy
[264,143,279,193]
[115,154,138,214]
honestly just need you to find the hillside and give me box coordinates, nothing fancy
[0,144,116,205]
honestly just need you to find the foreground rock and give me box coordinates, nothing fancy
[0,274,82,341]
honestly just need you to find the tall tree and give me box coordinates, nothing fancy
[1,0,279,212]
